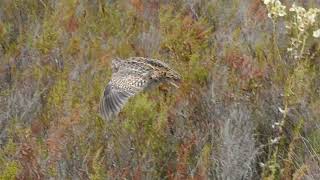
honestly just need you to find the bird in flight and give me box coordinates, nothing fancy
[100,57,181,120]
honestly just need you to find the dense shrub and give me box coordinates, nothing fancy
[0,0,319,179]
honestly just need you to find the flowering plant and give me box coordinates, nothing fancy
[263,0,286,18]
[262,1,320,178]
[262,1,320,59]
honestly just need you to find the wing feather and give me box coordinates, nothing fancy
[100,68,151,120]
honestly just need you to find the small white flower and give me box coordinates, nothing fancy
[304,8,320,25]
[278,107,286,114]
[259,162,265,167]
[272,122,281,128]
[278,11,286,17]
[263,0,287,19]
[298,25,305,32]
[263,0,274,5]
[263,0,269,5]
[289,3,296,12]
[271,137,281,144]
[313,29,320,38]
[287,47,293,52]
[296,6,306,14]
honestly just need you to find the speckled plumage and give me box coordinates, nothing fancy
[100,57,181,120]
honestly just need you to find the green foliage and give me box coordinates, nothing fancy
[285,60,315,105]
[123,93,169,155]
[1,0,320,179]
[308,129,320,154]
[47,79,68,110]
[0,161,21,180]
[34,20,60,54]
[160,7,213,88]
[89,147,107,180]
[0,139,16,164]
[0,139,21,180]
[124,94,156,131]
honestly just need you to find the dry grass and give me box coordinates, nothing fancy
[0,0,319,179]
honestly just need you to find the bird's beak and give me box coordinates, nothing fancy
[170,81,179,88]
[168,69,181,88]
[170,76,182,88]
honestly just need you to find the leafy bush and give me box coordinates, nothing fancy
[0,0,319,179]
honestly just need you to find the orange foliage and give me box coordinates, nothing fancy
[46,109,80,164]
[18,141,44,180]
[181,15,209,41]
[99,53,113,67]
[248,0,267,22]
[226,51,266,80]
[145,0,160,14]
[130,0,144,12]
[31,120,44,137]
[64,14,79,33]
[46,126,67,164]
[132,164,142,180]
[175,136,196,180]
[182,15,194,29]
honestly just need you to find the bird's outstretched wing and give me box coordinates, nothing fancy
[100,68,150,120]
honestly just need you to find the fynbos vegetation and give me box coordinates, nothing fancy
[0,0,319,179]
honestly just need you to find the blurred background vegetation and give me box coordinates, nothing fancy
[0,0,320,179]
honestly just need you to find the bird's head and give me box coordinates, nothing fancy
[165,69,182,88]
[111,58,122,73]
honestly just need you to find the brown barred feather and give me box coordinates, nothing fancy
[100,57,181,120]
